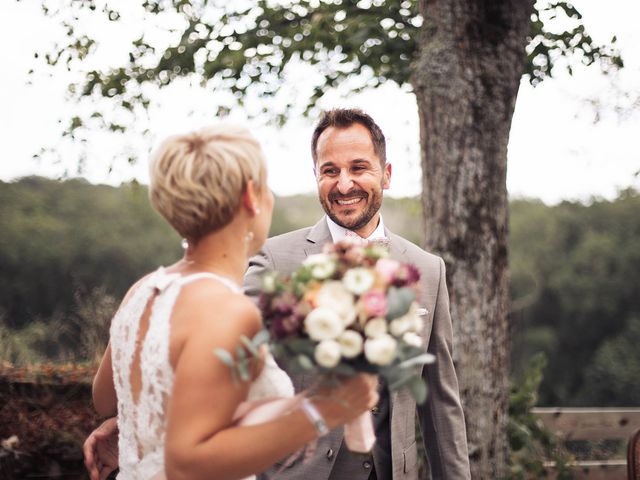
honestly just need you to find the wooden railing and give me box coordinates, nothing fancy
[532,407,640,479]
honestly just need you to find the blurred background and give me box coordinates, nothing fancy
[1,0,639,478]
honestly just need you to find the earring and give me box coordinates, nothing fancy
[181,238,189,250]
[245,231,255,243]
[254,208,261,215]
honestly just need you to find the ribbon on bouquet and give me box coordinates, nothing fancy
[343,411,375,453]
[233,394,376,455]
[233,394,314,475]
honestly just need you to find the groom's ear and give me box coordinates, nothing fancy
[242,180,259,216]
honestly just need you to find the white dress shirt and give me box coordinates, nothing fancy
[325,215,387,243]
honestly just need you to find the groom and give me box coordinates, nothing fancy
[83,109,470,479]
[244,108,470,479]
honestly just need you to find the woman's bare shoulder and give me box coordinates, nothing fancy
[174,279,262,339]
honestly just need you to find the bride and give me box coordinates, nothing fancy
[89,124,379,480]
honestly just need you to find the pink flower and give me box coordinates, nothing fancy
[375,258,401,284]
[393,264,421,287]
[359,290,388,318]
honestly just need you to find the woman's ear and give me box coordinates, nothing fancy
[242,180,260,216]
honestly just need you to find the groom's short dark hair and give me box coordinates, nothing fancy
[311,108,387,166]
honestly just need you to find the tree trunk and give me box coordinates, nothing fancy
[412,1,533,477]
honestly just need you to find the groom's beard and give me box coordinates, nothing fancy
[319,187,383,232]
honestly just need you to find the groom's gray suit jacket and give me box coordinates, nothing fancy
[244,219,470,480]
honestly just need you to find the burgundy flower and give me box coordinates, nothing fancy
[393,264,421,287]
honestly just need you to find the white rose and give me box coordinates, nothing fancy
[314,339,342,368]
[305,307,344,341]
[392,302,423,333]
[364,317,388,338]
[342,268,375,295]
[303,254,336,279]
[402,331,423,348]
[316,281,357,326]
[261,272,277,294]
[364,334,398,366]
[338,330,364,358]
[389,317,412,337]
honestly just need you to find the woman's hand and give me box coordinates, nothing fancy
[83,417,119,480]
[309,374,380,430]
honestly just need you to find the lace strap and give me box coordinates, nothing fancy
[144,267,242,295]
[177,272,242,294]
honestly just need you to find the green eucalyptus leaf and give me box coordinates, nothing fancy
[236,345,247,362]
[240,335,259,357]
[388,372,417,391]
[252,329,270,347]
[237,361,251,382]
[407,377,428,404]
[398,353,436,370]
[297,354,314,370]
[213,348,235,368]
[286,338,315,356]
[385,287,415,320]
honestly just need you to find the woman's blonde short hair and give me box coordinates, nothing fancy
[148,124,266,243]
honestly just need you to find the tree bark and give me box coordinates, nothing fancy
[412,1,533,477]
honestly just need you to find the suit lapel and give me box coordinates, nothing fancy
[385,228,408,261]
[304,217,332,256]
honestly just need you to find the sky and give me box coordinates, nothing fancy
[1,0,639,204]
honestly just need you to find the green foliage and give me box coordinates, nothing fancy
[509,190,640,406]
[2,177,639,408]
[32,0,621,142]
[579,316,640,405]
[213,330,270,384]
[507,353,572,479]
[0,176,180,330]
[526,2,623,85]
[0,285,117,366]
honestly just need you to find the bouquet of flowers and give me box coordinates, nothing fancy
[258,239,435,452]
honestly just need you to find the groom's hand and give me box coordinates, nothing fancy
[83,416,119,480]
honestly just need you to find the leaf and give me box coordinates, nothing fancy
[385,287,415,320]
[286,338,315,356]
[236,345,247,362]
[398,353,435,369]
[387,372,416,391]
[407,377,428,404]
[296,354,314,370]
[213,348,235,368]
[237,361,251,382]
[252,329,270,347]
[240,335,259,357]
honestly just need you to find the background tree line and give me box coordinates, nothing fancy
[33,0,624,473]
[1,176,638,408]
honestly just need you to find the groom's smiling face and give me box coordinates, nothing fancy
[314,123,391,237]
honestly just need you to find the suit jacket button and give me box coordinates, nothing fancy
[326,448,334,459]
[363,460,372,469]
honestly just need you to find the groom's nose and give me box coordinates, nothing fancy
[336,171,355,194]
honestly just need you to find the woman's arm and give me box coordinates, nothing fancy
[92,342,117,417]
[164,287,377,480]
[91,276,148,418]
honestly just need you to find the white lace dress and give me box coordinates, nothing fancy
[110,267,295,480]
